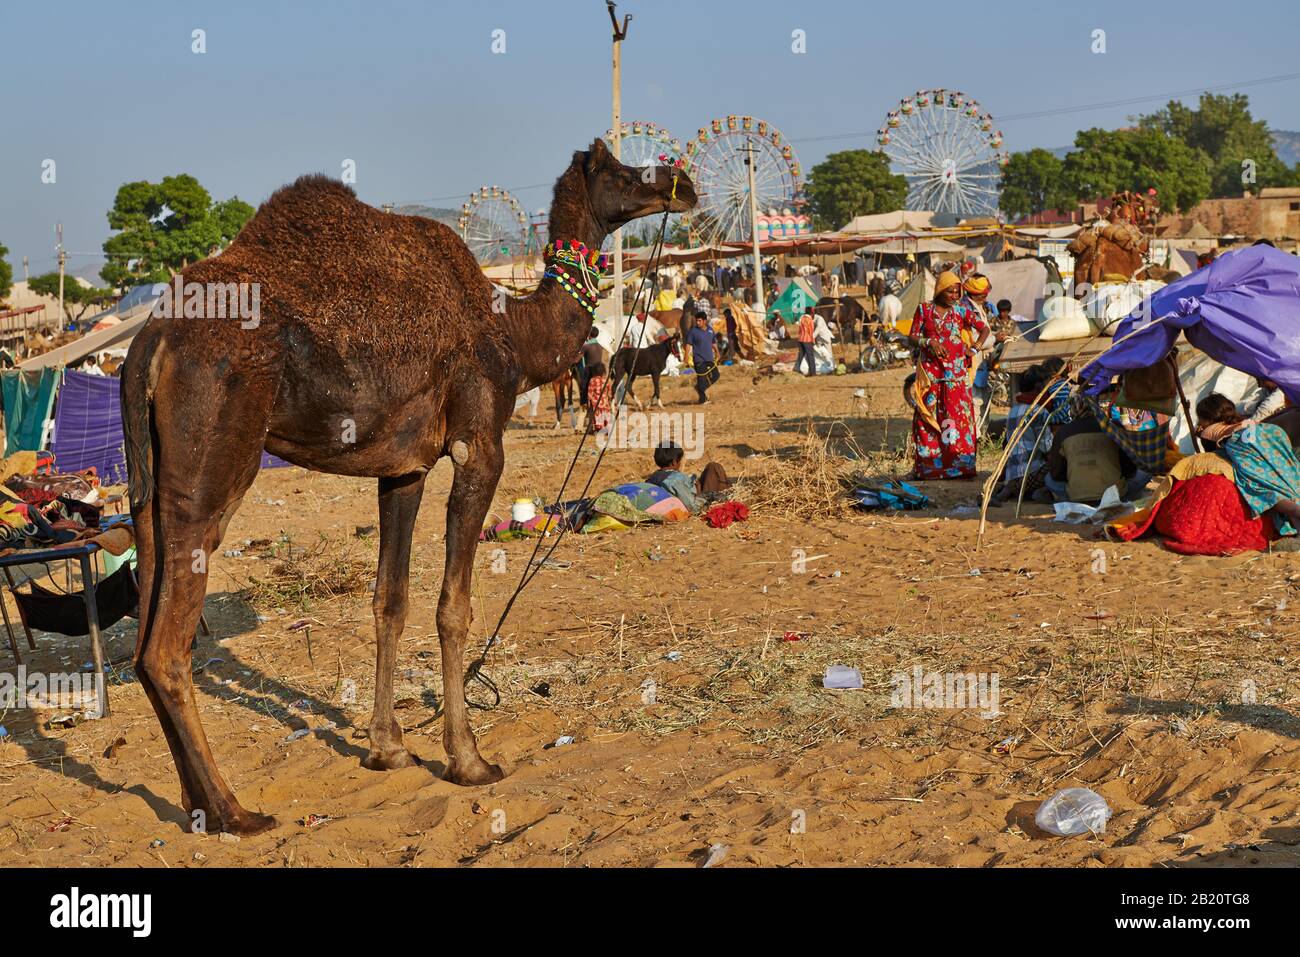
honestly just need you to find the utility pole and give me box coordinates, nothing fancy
[56,223,66,334]
[741,144,766,315]
[607,1,630,316]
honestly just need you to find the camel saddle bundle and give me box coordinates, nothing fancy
[1117,352,1179,415]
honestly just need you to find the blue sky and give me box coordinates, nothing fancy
[4,0,1300,282]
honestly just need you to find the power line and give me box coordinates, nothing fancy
[773,70,1300,146]
[387,69,1300,210]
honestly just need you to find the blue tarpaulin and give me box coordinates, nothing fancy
[1080,246,1300,403]
[51,370,127,483]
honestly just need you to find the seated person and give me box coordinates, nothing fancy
[1045,400,1134,505]
[646,441,730,514]
[990,365,1054,505]
[1196,392,1300,537]
[1246,377,1288,424]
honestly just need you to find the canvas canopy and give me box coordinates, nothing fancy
[980,257,1052,322]
[893,270,935,335]
[1080,246,1300,405]
[19,311,151,371]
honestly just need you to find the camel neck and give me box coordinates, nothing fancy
[503,164,610,389]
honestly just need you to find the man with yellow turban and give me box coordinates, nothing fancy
[907,270,991,480]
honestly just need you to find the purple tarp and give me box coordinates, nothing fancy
[1080,246,1300,404]
[50,370,290,482]
[52,371,127,484]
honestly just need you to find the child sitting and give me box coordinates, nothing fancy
[646,441,731,514]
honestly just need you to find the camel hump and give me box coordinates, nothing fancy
[270,173,358,206]
[235,174,366,249]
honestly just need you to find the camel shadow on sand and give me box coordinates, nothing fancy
[5,588,446,834]
[1113,693,1300,741]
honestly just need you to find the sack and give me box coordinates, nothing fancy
[1037,297,1093,341]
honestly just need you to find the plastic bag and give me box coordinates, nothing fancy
[1035,787,1112,836]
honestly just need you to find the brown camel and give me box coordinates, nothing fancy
[120,138,696,834]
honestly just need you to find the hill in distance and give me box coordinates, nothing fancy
[393,205,460,229]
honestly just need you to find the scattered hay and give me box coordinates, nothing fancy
[237,534,375,611]
[737,419,914,520]
[737,423,858,520]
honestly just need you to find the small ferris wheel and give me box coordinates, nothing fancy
[603,120,684,249]
[876,90,1009,217]
[683,114,803,247]
[458,186,529,264]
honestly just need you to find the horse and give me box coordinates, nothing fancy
[611,333,680,409]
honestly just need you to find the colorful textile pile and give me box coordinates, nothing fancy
[591,483,690,526]
[1109,470,1271,555]
[479,513,563,543]
[852,480,931,511]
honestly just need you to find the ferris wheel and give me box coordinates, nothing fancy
[683,115,803,247]
[603,120,683,248]
[458,186,529,264]
[876,90,1009,216]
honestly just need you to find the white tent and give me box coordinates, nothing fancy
[980,258,1053,322]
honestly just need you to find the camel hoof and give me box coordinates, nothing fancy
[362,748,420,771]
[219,809,279,837]
[444,759,505,787]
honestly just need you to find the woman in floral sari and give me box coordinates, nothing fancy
[907,271,991,479]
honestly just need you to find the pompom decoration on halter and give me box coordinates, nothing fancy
[544,240,607,318]
[544,239,609,273]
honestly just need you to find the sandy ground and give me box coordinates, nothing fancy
[4,360,1300,868]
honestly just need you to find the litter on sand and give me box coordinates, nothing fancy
[1035,787,1112,836]
[823,664,863,689]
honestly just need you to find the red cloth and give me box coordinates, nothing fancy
[1118,474,1273,555]
[704,501,749,528]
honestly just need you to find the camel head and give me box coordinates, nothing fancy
[578,137,697,232]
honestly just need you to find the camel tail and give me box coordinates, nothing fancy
[120,331,158,511]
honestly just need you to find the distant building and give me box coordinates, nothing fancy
[1155,188,1300,244]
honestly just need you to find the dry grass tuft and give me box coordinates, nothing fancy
[237,534,375,611]
[737,419,913,520]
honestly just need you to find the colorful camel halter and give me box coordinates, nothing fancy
[545,240,609,318]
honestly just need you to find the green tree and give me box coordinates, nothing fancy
[1140,93,1300,197]
[804,150,908,230]
[998,148,1071,220]
[0,243,12,303]
[28,272,114,326]
[101,175,255,291]
[1060,127,1211,213]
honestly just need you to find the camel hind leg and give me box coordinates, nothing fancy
[133,348,281,835]
[362,472,426,770]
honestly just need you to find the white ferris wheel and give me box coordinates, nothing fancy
[876,90,1009,216]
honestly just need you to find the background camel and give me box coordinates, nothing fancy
[120,138,696,834]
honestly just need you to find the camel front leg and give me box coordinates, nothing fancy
[362,472,426,770]
[438,436,505,786]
